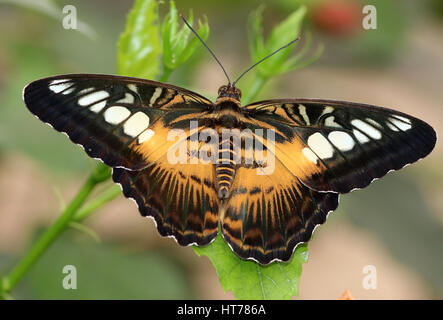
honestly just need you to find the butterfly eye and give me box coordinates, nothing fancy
[218,85,227,95]
[235,87,242,99]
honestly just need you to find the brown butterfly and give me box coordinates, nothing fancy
[22,19,436,265]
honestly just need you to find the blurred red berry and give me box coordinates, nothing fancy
[311,0,363,36]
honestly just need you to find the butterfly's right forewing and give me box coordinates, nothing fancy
[244,99,436,193]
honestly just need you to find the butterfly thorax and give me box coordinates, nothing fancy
[214,84,242,125]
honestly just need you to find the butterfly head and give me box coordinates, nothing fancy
[217,84,242,102]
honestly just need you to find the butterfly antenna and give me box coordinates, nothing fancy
[232,37,300,86]
[180,13,231,85]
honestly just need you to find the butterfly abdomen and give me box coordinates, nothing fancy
[216,135,237,199]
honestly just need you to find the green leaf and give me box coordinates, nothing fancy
[194,231,309,300]
[161,1,209,71]
[248,6,317,79]
[248,5,265,63]
[177,17,210,66]
[242,6,322,104]
[68,222,101,243]
[117,0,162,78]
[280,32,324,73]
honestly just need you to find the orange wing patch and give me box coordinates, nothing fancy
[221,157,338,264]
[113,140,219,246]
[130,117,200,167]
[249,123,330,190]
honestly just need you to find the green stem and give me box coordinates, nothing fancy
[0,274,4,300]
[1,163,110,293]
[73,184,121,222]
[242,75,267,105]
[159,66,173,82]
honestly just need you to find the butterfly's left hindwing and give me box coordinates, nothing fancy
[112,143,220,246]
[23,74,212,170]
[244,99,436,193]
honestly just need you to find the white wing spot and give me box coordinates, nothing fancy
[320,106,334,117]
[307,132,334,159]
[62,87,75,95]
[117,93,135,104]
[49,79,73,94]
[149,87,163,106]
[353,129,370,143]
[138,129,155,143]
[50,79,70,85]
[328,131,355,151]
[127,84,138,93]
[104,106,131,125]
[386,120,400,131]
[389,117,412,131]
[365,118,383,128]
[392,114,411,124]
[78,90,109,109]
[298,104,310,125]
[78,88,94,95]
[302,147,318,164]
[324,116,342,128]
[123,112,150,137]
[351,119,382,140]
[90,102,107,113]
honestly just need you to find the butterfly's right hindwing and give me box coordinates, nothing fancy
[23,74,213,170]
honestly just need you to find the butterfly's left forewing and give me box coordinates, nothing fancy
[24,74,220,246]
[23,74,212,170]
[244,99,436,193]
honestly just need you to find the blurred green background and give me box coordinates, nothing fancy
[0,0,442,299]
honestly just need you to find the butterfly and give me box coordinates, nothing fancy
[22,71,436,264]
